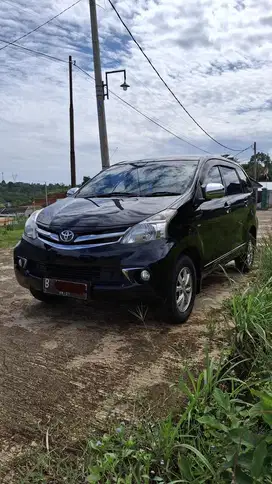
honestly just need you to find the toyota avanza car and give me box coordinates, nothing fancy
[14,156,257,323]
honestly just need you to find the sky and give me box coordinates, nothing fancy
[0,0,271,184]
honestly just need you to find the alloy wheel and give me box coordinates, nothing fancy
[176,266,193,313]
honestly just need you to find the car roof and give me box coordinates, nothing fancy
[116,156,202,164]
[115,155,250,170]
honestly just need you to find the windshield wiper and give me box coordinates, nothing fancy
[145,191,181,197]
[88,192,139,198]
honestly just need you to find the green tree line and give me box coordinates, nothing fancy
[242,152,272,181]
[0,181,69,207]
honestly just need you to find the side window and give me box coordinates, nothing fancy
[204,166,223,185]
[220,167,242,195]
[236,166,253,193]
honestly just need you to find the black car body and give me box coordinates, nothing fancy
[14,156,258,323]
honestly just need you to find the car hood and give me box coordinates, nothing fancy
[37,195,179,231]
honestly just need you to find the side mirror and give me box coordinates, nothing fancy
[66,187,79,197]
[203,182,225,200]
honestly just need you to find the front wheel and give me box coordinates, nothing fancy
[164,255,197,324]
[235,235,256,273]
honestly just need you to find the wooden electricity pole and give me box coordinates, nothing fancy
[69,55,76,187]
[88,0,110,169]
[253,141,257,180]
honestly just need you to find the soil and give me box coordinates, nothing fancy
[0,211,270,474]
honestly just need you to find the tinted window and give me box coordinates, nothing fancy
[204,166,223,185]
[77,161,199,198]
[236,166,253,193]
[220,167,242,195]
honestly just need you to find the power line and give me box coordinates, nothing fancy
[0,37,209,154]
[75,65,211,154]
[1,0,41,14]
[107,0,249,153]
[0,36,212,154]
[235,145,253,157]
[0,0,83,53]
[0,38,68,63]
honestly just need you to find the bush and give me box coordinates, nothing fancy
[229,286,272,377]
[258,235,272,286]
[85,362,272,483]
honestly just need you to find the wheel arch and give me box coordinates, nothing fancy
[249,225,257,241]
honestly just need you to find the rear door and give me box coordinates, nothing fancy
[219,165,248,252]
[195,163,232,266]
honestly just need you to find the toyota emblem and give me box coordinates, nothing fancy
[60,230,74,243]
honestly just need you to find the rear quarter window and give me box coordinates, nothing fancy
[220,166,242,195]
[236,166,253,193]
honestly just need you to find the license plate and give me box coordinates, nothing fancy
[43,278,88,300]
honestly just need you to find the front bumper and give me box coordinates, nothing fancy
[14,236,176,302]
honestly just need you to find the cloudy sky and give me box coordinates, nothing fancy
[0,0,271,183]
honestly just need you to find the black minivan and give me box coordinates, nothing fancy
[14,156,257,323]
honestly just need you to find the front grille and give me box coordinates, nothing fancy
[28,261,125,285]
[36,225,130,248]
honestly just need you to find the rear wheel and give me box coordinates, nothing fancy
[235,234,256,273]
[164,255,197,324]
[30,288,59,303]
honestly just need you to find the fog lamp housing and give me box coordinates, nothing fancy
[140,270,150,282]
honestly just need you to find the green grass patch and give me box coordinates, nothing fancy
[0,226,23,248]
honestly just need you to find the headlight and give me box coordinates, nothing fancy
[121,209,176,244]
[24,210,42,240]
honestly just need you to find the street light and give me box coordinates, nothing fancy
[103,69,130,99]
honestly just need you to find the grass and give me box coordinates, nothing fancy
[0,224,24,248]
[4,239,272,483]
[11,358,272,483]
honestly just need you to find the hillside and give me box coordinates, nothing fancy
[0,181,69,207]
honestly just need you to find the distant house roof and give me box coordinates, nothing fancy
[0,207,26,216]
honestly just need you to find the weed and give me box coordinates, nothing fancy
[257,234,272,286]
[129,303,149,324]
[0,227,23,248]
[205,316,218,341]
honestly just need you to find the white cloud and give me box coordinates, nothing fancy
[0,0,271,183]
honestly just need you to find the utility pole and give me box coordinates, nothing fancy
[253,141,257,180]
[69,55,76,186]
[88,0,110,169]
[45,182,48,207]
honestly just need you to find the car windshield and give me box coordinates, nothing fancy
[76,160,199,198]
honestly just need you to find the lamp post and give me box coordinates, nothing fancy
[88,0,130,170]
[103,69,130,100]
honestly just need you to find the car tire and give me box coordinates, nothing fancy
[235,234,256,273]
[165,255,197,324]
[30,288,59,303]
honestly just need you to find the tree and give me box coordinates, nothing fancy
[0,181,69,206]
[82,176,90,185]
[242,152,272,181]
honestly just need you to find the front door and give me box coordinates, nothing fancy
[219,166,248,252]
[195,164,232,266]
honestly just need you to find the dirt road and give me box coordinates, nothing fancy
[0,211,271,470]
